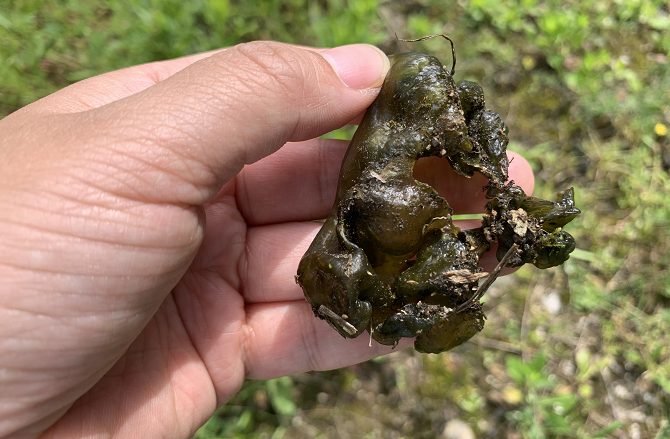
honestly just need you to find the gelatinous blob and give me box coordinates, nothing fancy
[295,52,580,353]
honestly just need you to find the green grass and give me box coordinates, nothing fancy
[2,0,670,437]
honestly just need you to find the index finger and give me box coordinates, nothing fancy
[15,49,226,116]
[16,44,331,117]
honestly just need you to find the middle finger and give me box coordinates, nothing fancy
[234,139,533,226]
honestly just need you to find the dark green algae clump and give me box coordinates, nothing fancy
[295,52,580,353]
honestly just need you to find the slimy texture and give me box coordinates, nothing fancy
[296,53,580,353]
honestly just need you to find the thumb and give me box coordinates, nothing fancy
[74,42,390,204]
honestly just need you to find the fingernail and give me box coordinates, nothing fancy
[319,44,390,89]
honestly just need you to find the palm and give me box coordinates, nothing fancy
[42,139,410,437]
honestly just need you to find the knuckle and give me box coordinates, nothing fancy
[227,41,313,99]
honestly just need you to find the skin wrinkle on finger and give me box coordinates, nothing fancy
[11,153,180,223]
[241,300,414,380]
[170,194,252,403]
[231,42,329,109]
[82,59,276,203]
[163,194,266,403]
[171,274,248,407]
[212,46,317,165]
[0,337,132,437]
[0,169,175,233]
[0,211,199,437]
[0,295,162,358]
[69,109,227,206]
[189,190,247,293]
[0,294,156,326]
[298,305,322,373]
[0,210,200,275]
[37,301,216,439]
[0,254,175,313]
[106,136,222,206]
[0,109,215,210]
[74,90,230,204]
[0,182,203,271]
[230,44,310,97]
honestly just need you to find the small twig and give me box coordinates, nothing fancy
[605,250,632,292]
[476,244,519,299]
[318,305,357,336]
[454,244,519,314]
[654,420,669,439]
[368,319,373,347]
[469,337,522,354]
[520,278,538,362]
[394,33,457,76]
[600,367,625,425]
[333,411,352,439]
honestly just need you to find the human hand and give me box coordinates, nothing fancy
[0,41,533,438]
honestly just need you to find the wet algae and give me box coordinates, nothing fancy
[296,51,580,353]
